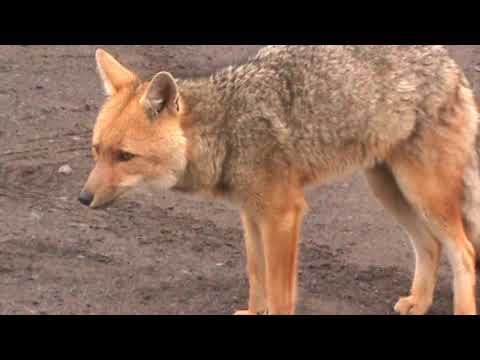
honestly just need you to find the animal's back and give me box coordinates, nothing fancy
[225,45,468,184]
[253,45,460,141]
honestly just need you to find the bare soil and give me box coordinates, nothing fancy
[1,45,479,315]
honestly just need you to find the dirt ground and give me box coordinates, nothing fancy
[1,45,480,315]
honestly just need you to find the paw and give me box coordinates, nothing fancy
[453,302,477,315]
[234,310,256,316]
[234,309,268,315]
[394,296,432,315]
[454,308,477,315]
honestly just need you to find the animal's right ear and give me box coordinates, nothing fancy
[95,49,138,96]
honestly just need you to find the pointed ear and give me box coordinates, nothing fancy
[140,72,179,119]
[95,49,138,96]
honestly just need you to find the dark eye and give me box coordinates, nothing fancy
[118,151,136,162]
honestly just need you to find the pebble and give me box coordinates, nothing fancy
[58,164,72,175]
[30,211,42,220]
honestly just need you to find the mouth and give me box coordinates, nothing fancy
[89,199,115,210]
[87,187,131,210]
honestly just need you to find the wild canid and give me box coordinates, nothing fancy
[79,45,480,315]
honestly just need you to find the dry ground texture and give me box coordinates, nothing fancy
[0,45,479,314]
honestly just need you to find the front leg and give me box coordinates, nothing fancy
[255,184,307,315]
[259,203,305,315]
[235,212,268,315]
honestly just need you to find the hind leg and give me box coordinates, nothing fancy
[388,151,477,315]
[366,165,441,315]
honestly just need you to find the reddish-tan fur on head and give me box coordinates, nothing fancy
[79,49,187,209]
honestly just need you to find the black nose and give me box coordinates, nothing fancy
[78,191,94,207]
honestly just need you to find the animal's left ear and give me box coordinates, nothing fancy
[140,72,180,119]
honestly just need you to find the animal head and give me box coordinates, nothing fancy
[79,49,188,209]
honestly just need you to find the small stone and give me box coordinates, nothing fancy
[475,64,480,72]
[30,211,42,221]
[58,165,72,175]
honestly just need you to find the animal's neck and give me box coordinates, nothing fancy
[172,74,233,196]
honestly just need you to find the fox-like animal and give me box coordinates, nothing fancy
[79,46,480,315]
